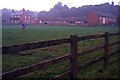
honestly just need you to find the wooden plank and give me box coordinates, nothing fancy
[78,34,104,41]
[51,70,70,79]
[109,32,120,36]
[70,35,78,79]
[2,54,70,78]
[78,45,104,56]
[104,32,109,69]
[2,34,104,55]
[109,41,120,46]
[109,49,120,56]
[109,59,120,65]
[78,56,104,69]
[2,32,119,54]
[2,38,70,54]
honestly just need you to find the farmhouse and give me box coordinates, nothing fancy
[10,9,38,24]
[87,11,116,26]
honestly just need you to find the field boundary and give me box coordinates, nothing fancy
[2,32,120,79]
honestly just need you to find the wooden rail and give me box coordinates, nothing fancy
[2,33,105,54]
[2,32,120,79]
[2,38,70,54]
[2,54,70,78]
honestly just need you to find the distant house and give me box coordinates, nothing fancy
[10,9,27,24]
[87,11,116,26]
[10,9,37,24]
[10,13,21,24]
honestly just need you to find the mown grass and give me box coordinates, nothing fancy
[2,25,119,78]
[2,25,118,46]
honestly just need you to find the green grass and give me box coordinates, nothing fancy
[2,25,118,46]
[2,25,119,78]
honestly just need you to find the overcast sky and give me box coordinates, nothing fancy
[0,0,119,11]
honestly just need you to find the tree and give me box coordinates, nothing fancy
[2,8,12,24]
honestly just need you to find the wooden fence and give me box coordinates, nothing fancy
[2,32,120,79]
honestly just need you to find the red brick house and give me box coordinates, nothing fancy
[87,11,116,26]
[10,9,37,24]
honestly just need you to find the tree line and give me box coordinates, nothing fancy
[1,2,120,23]
[37,2,119,18]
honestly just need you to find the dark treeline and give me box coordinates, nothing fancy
[37,2,119,18]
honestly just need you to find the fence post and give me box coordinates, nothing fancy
[70,35,78,80]
[104,32,109,69]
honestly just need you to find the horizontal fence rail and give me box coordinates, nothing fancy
[2,54,70,78]
[2,38,70,54]
[2,32,120,79]
[109,32,120,36]
[2,33,105,55]
[109,41,120,46]
[78,45,104,56]
[78,33,104,41]
[51,70,70,79]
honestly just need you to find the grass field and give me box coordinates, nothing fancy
[2,25,119,46]
[2,25,120,78]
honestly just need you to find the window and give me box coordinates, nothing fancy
[39,21,41,23]
[28,16,30,19]
[25,20,26,23]
[15,21,17,24]
[99,17,102,20]
[11,20,13,23]
[25,16,27,19]
[102,17,106,24]
[106,18,107,20]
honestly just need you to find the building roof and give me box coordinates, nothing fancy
[96,11,115,18]
[11,11,22,15]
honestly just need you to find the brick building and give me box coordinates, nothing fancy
[37,16,87,26]
[10,9,38,24]
[9,9,117,26]
[87,11,116,26]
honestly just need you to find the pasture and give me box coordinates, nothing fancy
[2,25,118,46]
[2,25,119,78]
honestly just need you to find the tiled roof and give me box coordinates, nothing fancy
[11,11,22,15]
[96,11,115,18]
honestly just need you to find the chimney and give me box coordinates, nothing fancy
[111,1,114,6]
[22,8,26,14]
[12,9,15,13]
